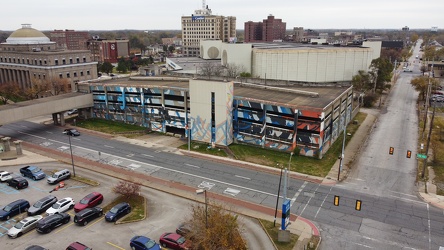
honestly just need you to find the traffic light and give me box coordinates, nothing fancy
[407,150,412,158]
[355,200,362,211]
[334,195,340,206]
[389,147,394,155]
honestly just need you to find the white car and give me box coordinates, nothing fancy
[46,197,75,215]
[67,109,78,115]
[7,215,43,238]
[0,171,13,182]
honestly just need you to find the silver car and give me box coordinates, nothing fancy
[7,215,43,238]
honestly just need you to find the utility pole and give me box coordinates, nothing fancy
[422,101,436,179]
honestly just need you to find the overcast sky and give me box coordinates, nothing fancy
[1,0,442,31]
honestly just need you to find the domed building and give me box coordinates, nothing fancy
[0,24,97,92]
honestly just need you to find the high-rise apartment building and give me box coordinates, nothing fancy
[181,1,236,57]
[244,15,286,43]
[50,29,90,50]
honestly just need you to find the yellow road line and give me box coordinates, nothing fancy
[54,222,74,234]
[106,242,126,250]
[84,217,104,229]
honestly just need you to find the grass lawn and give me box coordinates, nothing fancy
[74,118,147,134]
[102,195,145,222]
[179,142,228,157]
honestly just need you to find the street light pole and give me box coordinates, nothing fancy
[196,189,208,228]
[64,132,76,177]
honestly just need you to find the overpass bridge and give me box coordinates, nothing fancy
[0,92,93,126]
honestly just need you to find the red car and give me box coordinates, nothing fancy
[159,232,190,250]
[74,192,103,213]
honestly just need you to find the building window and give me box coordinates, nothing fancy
[69,58,73,64]
[76,57,79,63]
[74,72,77,77]
[44,60,47,65]
[86,70,90,75]
[67,73,70,78]
[39,60,42,65]
[55,59,58,65]
[62,59,66,65]
[83,57,86,62]
[80,71,84,76]
[43,74,46,79]
[59,73,63,79]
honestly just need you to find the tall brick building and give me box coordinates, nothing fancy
[244,15,286,43]
[49,29,90,50]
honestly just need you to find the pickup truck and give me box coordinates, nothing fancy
[20,166,46,181]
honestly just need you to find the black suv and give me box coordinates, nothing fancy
[36,213,70,234]
[74,207,103,226]
[28,195,58,216]
[7,177,28,189]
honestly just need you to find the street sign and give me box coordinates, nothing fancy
[417,154,427,159]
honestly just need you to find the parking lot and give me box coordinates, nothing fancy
[0,162,198,250]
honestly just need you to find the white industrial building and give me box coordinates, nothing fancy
[199,40,381,83]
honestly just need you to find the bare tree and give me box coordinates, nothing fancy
[225,63,245,78]
[112,180,141,200]
[184,202,246,250]
[199,62,219,79]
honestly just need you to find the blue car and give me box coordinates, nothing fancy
[0,199,30,220]
[130,236,161,250]
[105,202,131,222]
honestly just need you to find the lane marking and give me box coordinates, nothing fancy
[17,131,46,139]
[54,221,74,234]
[387,195,426,205]
[185,163,200,168]
[427,204,431,250]
[223,188,240,196]
[84,217,104,229]
[299,184,321,217]
[46,131,53,134]
[106,242,126,250]
[389,190,416,198]
[290,181,307,207]
[104,145,114,148]
[315,186,333,219]
[235,175,251,180]
[142,154,153,158]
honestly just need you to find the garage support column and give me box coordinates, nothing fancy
[52,113,59,125]
[1,137,11,152]
[60,112,66,126]
[14,140,23,155]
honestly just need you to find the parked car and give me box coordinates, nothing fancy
[130,236,161,250]
[66,241,92,250]
[403,68,413,72]
[105,202,131,222]
[74,192,103,213]
[159,232,190,250]
[47,169,71,184]
[0,199,30,220]
[0,170,12,182]
[67,109,78,115]
[25,246,48,250]
[36,213,70,234]
[20,166,46,180]
[6,176,28,189]
[74,207,103,226]
[7,215,43,238]
[28,195,58,216]
[176,222,192,237]
[46,197,75,215]
[64,128,80,136]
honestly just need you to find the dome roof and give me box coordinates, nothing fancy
[6,24,51,44]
